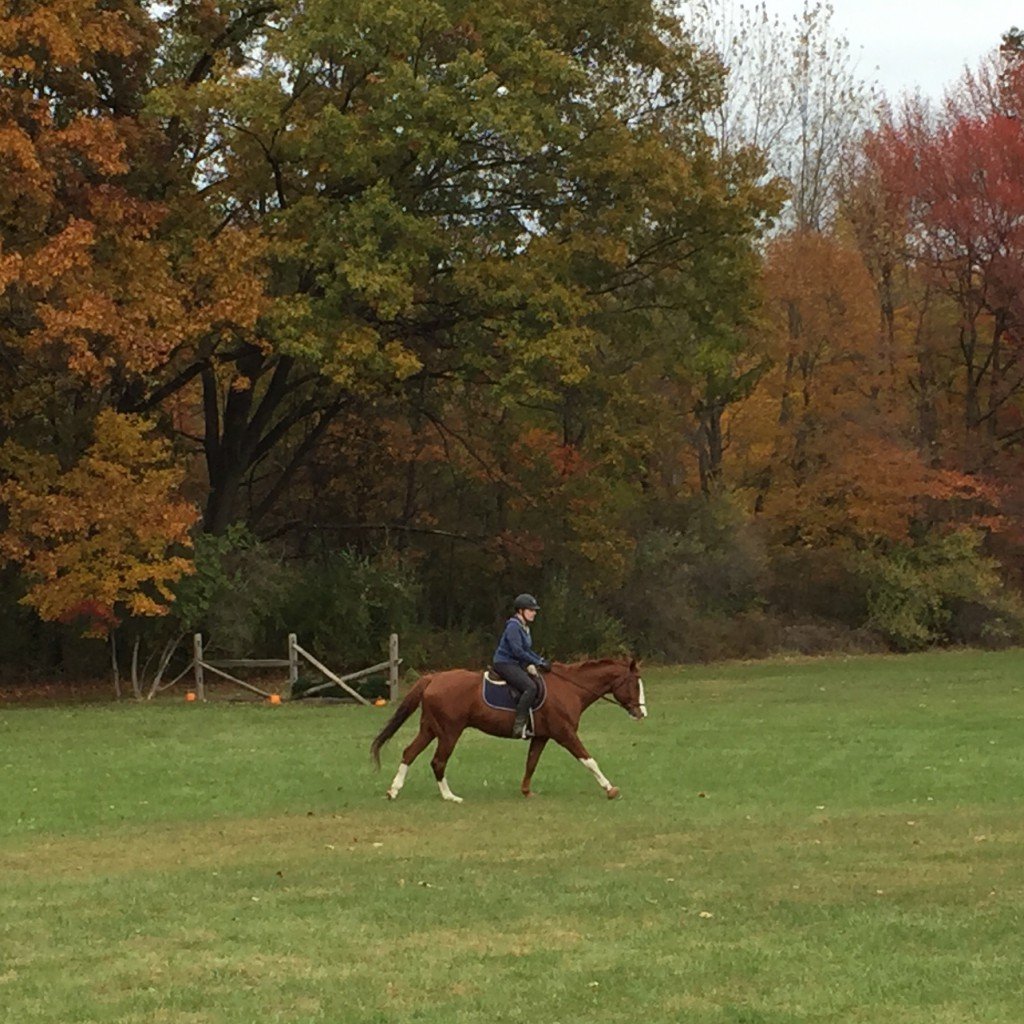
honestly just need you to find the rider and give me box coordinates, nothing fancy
[493,593,551,739]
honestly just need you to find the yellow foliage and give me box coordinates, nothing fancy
[0,411,199,635]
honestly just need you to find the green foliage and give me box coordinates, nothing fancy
[171,539,419,671]
[171,526,295,657]
[398,625,493,673]
[768,547,870,626]
[613,497,768,659]
[9,1,1024,681]
[269,549,419,670]
[857,530,1024,651]
[535,573,628,660]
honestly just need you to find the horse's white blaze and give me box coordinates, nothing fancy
[637,678,648,718]
[386,762,408,799]
[438,777,463,803]
[580,756,613,791]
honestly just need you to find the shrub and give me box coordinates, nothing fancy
[537,573,628,660]
[856,529,1024,651]
[767,546,869,626]
[775,620,886,656]
[172,525,297,657]
[611,496,769,660]
[269,548,419,671]
[400,626,493,673]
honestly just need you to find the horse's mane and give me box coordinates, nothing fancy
[554,656,632,670]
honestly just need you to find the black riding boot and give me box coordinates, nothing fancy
[512,689,534,739]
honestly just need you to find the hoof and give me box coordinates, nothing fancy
[386,790,397,800]
[522,790,535,799]
[606,786,620,800]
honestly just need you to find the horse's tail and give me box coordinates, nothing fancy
[370,675,430,769]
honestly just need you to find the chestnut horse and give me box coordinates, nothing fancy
[370,658,647,802]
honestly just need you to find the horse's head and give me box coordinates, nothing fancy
[609,658,647,721]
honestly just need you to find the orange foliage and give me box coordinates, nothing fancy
[1,1,269,390]
[0,411,198,635]
[729,232,998,546]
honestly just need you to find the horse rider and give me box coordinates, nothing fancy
[492,593,551,739]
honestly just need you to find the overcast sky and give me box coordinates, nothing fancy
[756,1,1016,98]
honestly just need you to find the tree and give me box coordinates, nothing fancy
[684,0,878,230]
[128,0,787,542]
[865,88,1024,473]
[729,231,992,548]
[0,410,198,694]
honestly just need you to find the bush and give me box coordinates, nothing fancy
[775,620,886,656]
[537,573,628,660]
[611,496,769,660]
[400,626,492,673]
[268,548,419,671]
[172,525,298,658]
[856,529,1024,651]
[767,547,869,626]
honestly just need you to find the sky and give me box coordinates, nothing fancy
[757,0,1016,99]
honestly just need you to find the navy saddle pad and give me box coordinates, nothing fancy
[481,671,546,712]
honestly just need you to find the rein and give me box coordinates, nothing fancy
[546,667,626,708]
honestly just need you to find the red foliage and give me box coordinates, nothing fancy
[56,599,121,633]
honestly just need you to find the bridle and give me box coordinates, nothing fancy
[546,665,647,717]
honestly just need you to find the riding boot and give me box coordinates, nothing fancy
[512,690,533,739]
[511,707,529,739]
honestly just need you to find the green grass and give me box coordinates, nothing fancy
[3,648,1024,1023]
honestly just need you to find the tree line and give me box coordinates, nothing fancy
[1,1,1023,688]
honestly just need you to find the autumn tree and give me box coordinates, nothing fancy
[136,0,780,552]
[684,0,878,230]
[0,411,198,695]
[0,1,263,680]
[866,83,1024,474]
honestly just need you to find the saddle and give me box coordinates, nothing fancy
[481,669,546,719]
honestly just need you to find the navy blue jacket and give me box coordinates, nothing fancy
[493,616,547,669]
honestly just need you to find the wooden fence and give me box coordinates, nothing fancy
[187,633,401,704]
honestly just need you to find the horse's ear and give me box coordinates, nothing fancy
[629,657,639,672]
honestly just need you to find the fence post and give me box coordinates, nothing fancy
[288,633,298,693]
[193,633,206,701]
[388,633,400,701]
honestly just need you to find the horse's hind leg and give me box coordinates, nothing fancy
[430,730,465,803]
[386,724,434,800]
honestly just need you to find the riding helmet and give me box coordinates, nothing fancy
[513,593,541,611]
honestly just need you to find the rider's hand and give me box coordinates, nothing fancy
[539,659,551,672]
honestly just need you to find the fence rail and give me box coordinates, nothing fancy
[187,633,401,703]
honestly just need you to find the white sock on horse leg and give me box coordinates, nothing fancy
[579,756,613,791]
[387,762,408,799]
[438,777,463,803]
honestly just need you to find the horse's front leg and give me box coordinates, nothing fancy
[521,737,549,798]
[559,730,620,799]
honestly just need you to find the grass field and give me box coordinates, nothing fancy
[3,649,1024,1023]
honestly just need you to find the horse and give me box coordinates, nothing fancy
[369,657,647,802]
